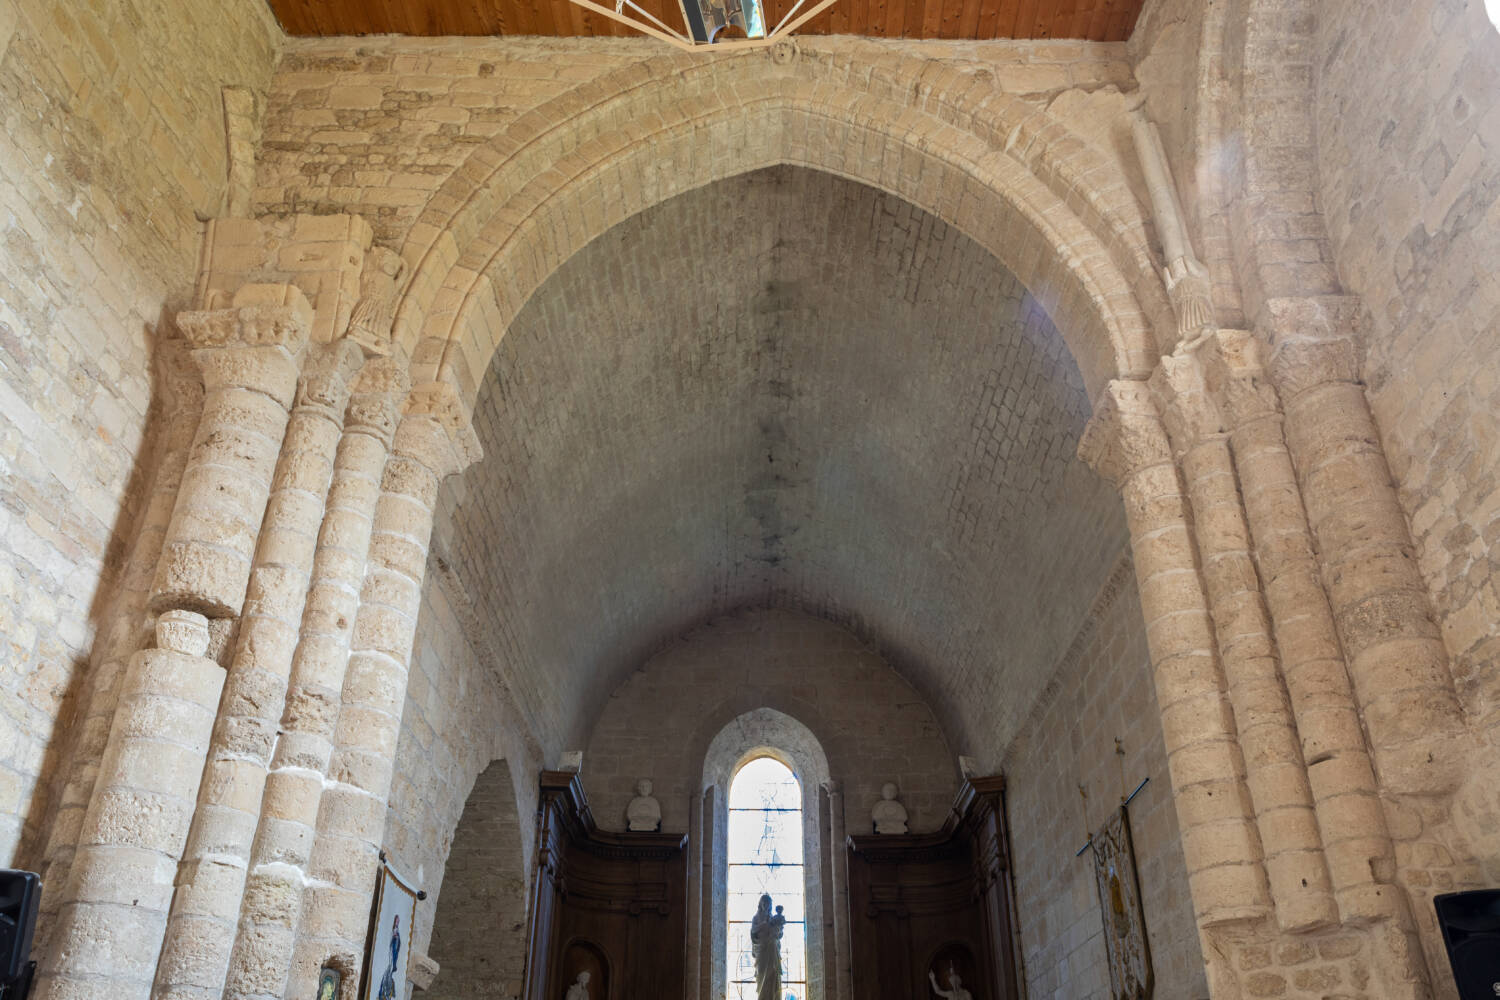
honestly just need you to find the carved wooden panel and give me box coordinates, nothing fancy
[846,777,1021,1000]
[522,772,688,1000]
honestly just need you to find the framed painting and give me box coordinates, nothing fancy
[1088,803,1153,1000]
[361,853,423,1000]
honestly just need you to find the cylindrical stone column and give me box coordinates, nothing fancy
[1079,379,1271,927]
[151,289,311,618]
[1263,296,1465,794]
[35,613,226,1000]
[224,360,409,1000]
[152,341,366,1000]
[36,290,311,1000]
[1153,350,1336,934]
[36,343,205,956]
[1203,330,1399,922]
[287,401,477,997]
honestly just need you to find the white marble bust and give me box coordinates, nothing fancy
[872,782,909,834]
[626,778,662,831]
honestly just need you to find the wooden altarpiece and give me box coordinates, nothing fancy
[520,771,689,1000]
[846,776,1022,1000]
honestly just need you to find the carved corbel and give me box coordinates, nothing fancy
[346,246,407,358]
[1197,329,1283,430]
[1132,117,1215,347]
[1149,347,1225,458]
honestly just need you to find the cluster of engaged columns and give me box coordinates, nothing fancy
[1080,310,1468,998]
[31,242,480,1000]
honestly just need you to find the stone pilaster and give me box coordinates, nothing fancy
[1262,297,1465,796]
[223,359,410,1000]
[1152,343,1336,934]
[286,383,480,997]
[1079,379,1271,928]
[152,340,368,1000]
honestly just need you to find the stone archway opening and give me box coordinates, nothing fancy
[425,759,530,1000]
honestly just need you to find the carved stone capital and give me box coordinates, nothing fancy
[176,283,313,353]
[295,340,366,418]
[1198,329,1283,429]
[1149,347,1224,455]
[345,358,412,443]
[397,380,483,477]
[1078,380,1174,488]
[1259,296,1363,399]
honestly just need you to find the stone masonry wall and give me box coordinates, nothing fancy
[0,0,280,864]
[383,546,539,983]
[586,608,958,836]
[1005,554,1210,1000]
[1314,0,1500,755]
[253,35,1132,249]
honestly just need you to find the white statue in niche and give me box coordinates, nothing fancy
[872,782,909,834]
[929,965,973,1000]
[564,971,591,1000]
[626,778,661,831]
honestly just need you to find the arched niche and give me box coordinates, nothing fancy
[424,759,530,1000]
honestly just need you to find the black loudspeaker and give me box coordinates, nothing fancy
[1435,889,1500,1000]
[0,870,40,985]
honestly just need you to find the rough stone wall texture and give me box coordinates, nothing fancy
[252,35,1132,249]
[0,0,280,864]
[449,165,1127,776]
[1005,555,1209,1000]
[422,759,531,1000]
[585,608,957,836]
[1314,0,1500,753]
[383,548,537,980]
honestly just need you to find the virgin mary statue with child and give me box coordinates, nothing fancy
[750,894,786,1000]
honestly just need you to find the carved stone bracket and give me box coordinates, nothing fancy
[177,283,314,352]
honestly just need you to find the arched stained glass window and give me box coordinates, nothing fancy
[726,756,806,1000]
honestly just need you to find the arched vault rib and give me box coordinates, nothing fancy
[392,44,1171,410]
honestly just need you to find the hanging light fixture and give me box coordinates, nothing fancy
[567,0,837,50]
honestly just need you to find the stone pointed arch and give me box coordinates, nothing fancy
[392,44,1173,410]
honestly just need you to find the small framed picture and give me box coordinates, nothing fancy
[317,967,341,1000]
[361,854,422,1000]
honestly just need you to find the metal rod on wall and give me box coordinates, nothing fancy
[1073,776,1150,857]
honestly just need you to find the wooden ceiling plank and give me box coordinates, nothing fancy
[973,0,1000,39]
[1108,2,1139,40]
[956,0,981,40]
[1011,0,1038,38]
[1085,0,1109,39]
[883,0,905,39]
[995,0,1021,38]
[920,0,944,39]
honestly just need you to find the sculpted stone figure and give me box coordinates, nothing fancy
[929,965,972,1000]
[626,778,662,831]
[750,894,786,1000]
[564,971,591,1000]
[872,782,909,834]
